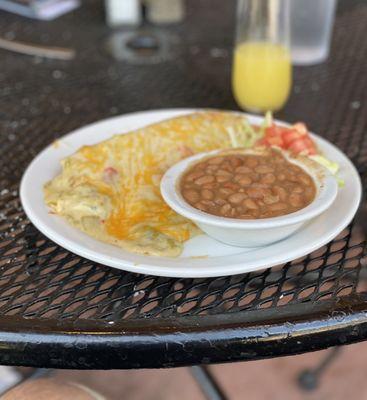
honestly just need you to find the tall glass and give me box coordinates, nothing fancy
[232,0,292,113]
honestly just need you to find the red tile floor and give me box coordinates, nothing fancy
[53,341,367,400]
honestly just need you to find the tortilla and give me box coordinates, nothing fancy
[44,111,250,256]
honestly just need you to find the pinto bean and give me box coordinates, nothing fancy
[229,157,243,168]
[273,186,287,201]
[263,194,280,205]
[220,203,232,216]
[201,189,214,200]
[183,189,199,203]
[299,175,312,186]
[208,156,224,164]
[245,157,258,168]
[243,198,258,210]
[219,188,233,197]
[216,169,232,177]
[268,202,287,211]
[180,149,316,219]
[247,187,265,199]
[255,165,274,174]
[216,175,231,183]
[235,165,252,174]
[289,193,303,207]
[206,165,219,174]
[186,171,204,181]
[261,173,276,184]
[195,175,215,185]
[228,193,247,204]
[215,198,227,206]
[234,174,252,185]
[292,185,304,194]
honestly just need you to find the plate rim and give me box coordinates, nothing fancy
[20,108,362,278]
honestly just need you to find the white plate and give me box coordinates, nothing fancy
[20,109,362,278]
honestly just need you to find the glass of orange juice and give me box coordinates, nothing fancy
[232,0,292,113]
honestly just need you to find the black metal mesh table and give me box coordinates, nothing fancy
[0,0,366,369]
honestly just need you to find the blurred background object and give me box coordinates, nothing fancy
[232,0,291,113]
[145,0,184,24]
[290,0,337,65]
[0,37,75,59]
[105,29,178,64]
[104,0,184,64]
[104,0,185,27]
[0,0,80,20]
[105,0,141,27]
[0,367,22,395]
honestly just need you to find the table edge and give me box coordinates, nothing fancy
[0,295,366,368]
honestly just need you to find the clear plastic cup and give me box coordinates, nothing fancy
[290,0,337,65]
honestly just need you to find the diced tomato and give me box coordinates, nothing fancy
[302,136,315,147]
[103,166,118,183]
[292,122,308,135]
[288,138,312,154]
[259,121,317,156]
[104,166,118,175]
[302,137,317,154]
[264,135,284,147]
[265,125,283,137]
[281,129,302,146]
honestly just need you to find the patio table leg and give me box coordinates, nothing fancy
[298,347,342,391]
[191,366,227,400]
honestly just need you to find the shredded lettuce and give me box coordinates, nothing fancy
[310,155,339,174]
[264,110,273,128]
[310,155,344,187]
[257,111,273,138]
[227,127,238,147]
[227,112,344,188]
[226,115,267,149]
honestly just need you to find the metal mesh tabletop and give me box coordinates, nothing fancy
[0,0,366,369]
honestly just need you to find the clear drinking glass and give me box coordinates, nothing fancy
[290,0,337,65]
[232,0,292,113]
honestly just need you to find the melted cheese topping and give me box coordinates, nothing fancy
[44,111,251,256]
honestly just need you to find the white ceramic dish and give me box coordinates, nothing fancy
[161,149,338,247]
[20,109,362,278]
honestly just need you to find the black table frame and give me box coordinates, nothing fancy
[0,0,366,370]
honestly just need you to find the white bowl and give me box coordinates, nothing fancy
[160,149,338,248]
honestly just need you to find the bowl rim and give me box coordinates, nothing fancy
[160,148,338,229]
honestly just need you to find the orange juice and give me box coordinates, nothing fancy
[232,42,292,112]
